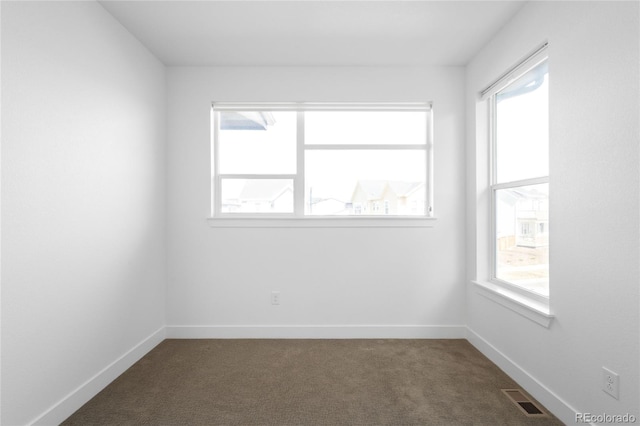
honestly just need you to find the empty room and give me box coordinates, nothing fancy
[2,0,638,425]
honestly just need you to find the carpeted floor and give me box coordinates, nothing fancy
[63,339,564,425]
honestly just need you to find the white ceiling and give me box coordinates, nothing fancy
[99,1,526,67]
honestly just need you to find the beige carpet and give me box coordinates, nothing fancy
[63,339,564,425]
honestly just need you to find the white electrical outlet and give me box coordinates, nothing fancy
[602,367,619,399]
[271,291,280,305]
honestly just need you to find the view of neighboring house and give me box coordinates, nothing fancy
[217,112,428,217]
[496,186,549,250]
[222,180,293,213]
[307,197,350,215]
[495,186,549,293]
[349,180,426,216]
[224,179,427,215]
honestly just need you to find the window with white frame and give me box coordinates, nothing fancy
[488,50,549,298]
[211,103,433,219]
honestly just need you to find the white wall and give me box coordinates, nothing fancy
[166,67,467,337]
[1,2,166,424]
[466,2,639,423]
[6,1,636,424]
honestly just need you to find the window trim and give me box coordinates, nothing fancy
[472,280,553,328]
[209,102,434,226]
[489,56,550,300]
[477,43,552,324]
[206,216,437,228]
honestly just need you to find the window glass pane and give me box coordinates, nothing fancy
[221,179,293,213]
[496,60,548,183]
[218,111,296,174]
[305,150,426,216]
[305,111,426,145]
[495,183,549,296]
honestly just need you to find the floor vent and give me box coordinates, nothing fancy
[502,389,548,417]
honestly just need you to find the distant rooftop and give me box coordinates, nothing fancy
[355,180,423,200]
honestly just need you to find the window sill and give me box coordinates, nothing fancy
[207,217,437,228]
[472,280,554,328]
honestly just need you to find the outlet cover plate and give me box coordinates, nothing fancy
[602,367,619,399]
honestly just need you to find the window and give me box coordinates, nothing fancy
[211,103,433,222]
[488,52,549,298]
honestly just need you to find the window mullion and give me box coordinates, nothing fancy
[492,176,549,191]
[305,144,427,150]
[295,110,305,217]
[218,174,297,180]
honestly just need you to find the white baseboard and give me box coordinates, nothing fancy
[29,325,578,425]
[466,327,579,425]
[31,327,166,426]
[166,324,467,339]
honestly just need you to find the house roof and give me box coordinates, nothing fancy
[354,180,424,201]
[308,198,350,216]
[505,186,548,200]
[496,186,548,207]
[239,180,292,202]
